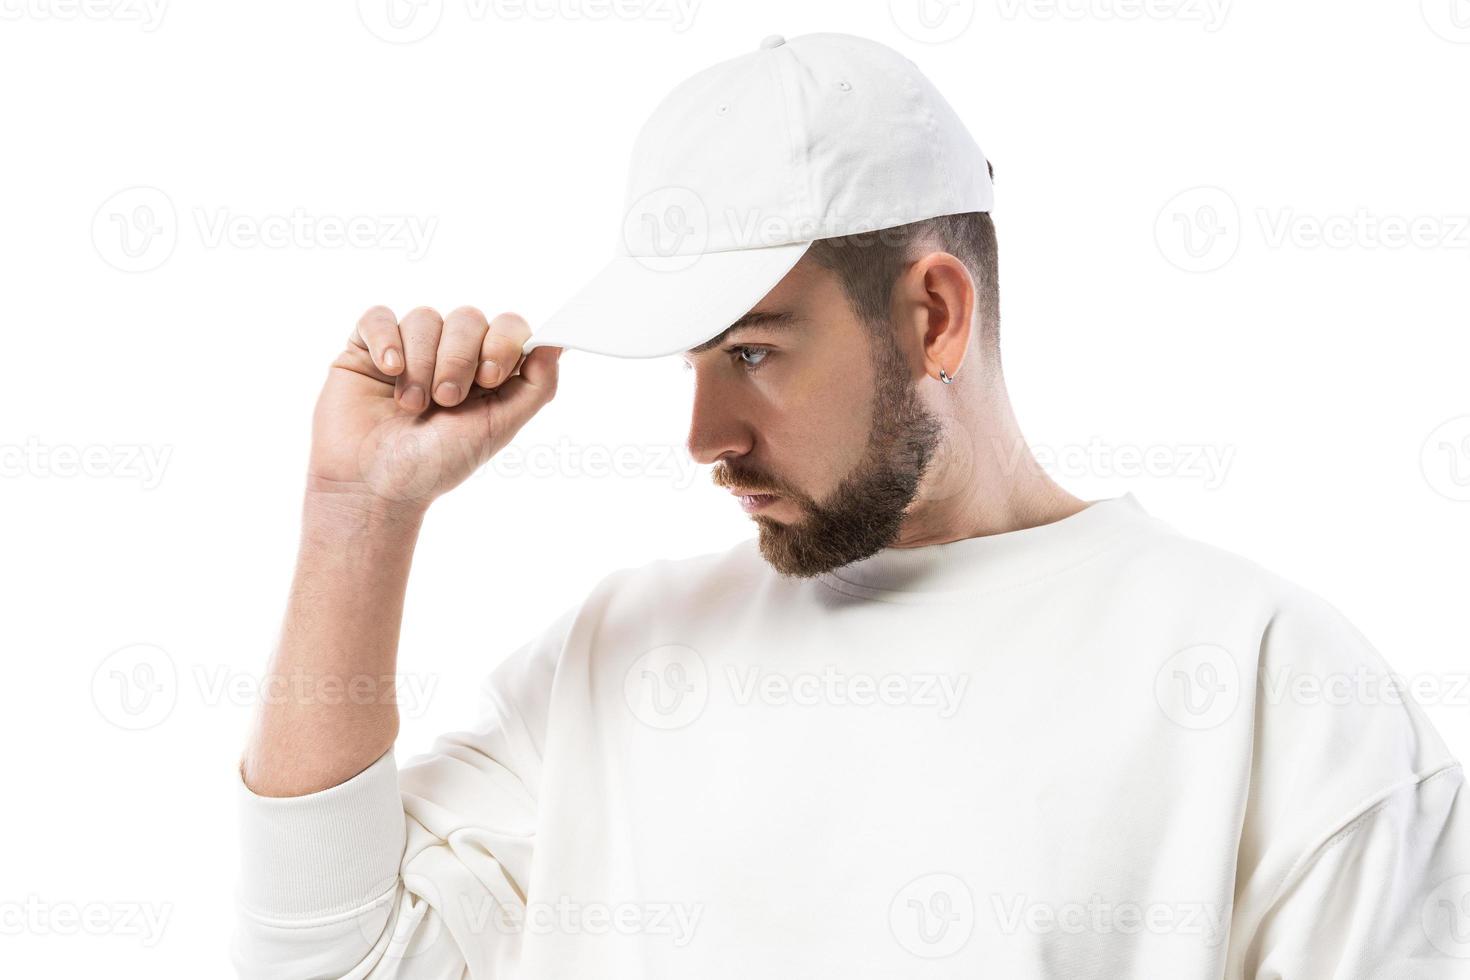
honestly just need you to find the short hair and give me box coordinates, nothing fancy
[804,202,1000,372]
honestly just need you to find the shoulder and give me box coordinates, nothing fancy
[588,535,768,613]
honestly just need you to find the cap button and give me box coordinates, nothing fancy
[759,34,786,50]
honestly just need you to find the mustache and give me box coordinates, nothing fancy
[711,464,782,496]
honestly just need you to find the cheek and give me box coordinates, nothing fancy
[767,359,875,481]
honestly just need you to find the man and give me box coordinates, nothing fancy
[234,32,1470,978]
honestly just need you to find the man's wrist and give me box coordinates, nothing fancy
[301,482,428,540]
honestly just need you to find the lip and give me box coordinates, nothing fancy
[734,492,779,513]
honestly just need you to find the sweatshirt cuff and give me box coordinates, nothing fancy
[236,750,407,921]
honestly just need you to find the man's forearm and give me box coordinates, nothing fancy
[241,490,425,798]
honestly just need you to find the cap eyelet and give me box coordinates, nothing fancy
[837,80,852,92]
[716,103,729,116]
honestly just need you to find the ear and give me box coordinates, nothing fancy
[893,250,975,384]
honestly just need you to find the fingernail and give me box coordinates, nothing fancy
[384,348,402,371]
[435,381,460,405]
[403,384,426,411]
[478,359,500,385]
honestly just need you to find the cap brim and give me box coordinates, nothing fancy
[522,241,813,359]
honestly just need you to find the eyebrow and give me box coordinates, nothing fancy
[685,311,806,355]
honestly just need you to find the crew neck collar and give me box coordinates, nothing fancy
[812,493,1153,599]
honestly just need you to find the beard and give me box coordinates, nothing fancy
[713,329,944,579]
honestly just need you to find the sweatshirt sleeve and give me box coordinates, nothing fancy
[231,602,576,980]
[1227,583,1470,978]
[1245,764,1470,978]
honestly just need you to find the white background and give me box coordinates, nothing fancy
[2,0,1468,975]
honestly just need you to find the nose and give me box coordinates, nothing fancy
[684,374,754,466]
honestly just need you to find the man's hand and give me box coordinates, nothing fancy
[241,305,562,798]
[308,305,562,513]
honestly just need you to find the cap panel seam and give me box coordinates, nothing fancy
[765,46,812,236]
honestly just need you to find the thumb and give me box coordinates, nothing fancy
[485,343,563,428]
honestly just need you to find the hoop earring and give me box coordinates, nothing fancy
[938,367,954,385]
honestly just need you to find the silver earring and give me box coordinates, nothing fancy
[938,367,953,385]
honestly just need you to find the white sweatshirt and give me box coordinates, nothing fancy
[234,493,1470,978]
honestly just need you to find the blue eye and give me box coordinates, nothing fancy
[681,346,772,373]
[729,345,770,371]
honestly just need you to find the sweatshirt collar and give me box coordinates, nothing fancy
[812,493,1152,599]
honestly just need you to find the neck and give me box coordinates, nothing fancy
[889,384,1086,549]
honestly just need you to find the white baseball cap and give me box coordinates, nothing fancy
[521,31,993,360]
